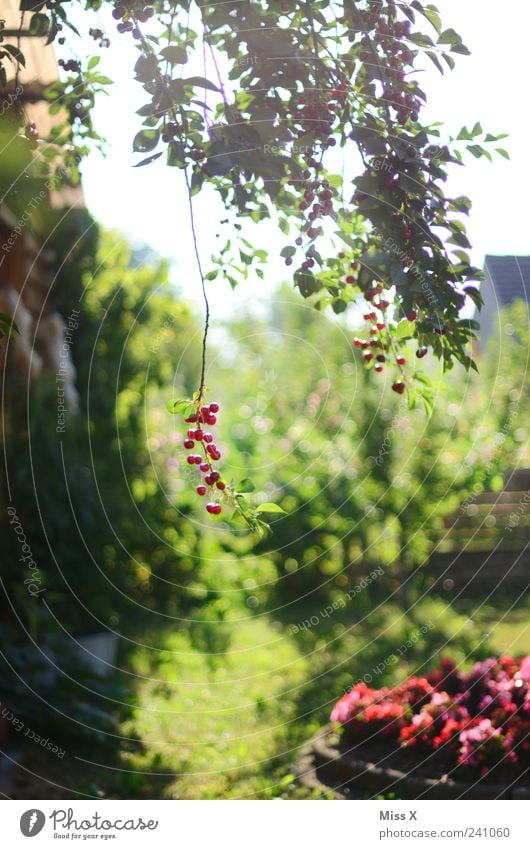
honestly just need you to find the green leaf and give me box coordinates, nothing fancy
[3,44,26,67]
[183,76,220,92]
[19,0,45,11]
[87,56,101,70]
[160,45,188,64]
[495,148,510,160]
[396,319,413,341]
[413,371,432,386]
[0,313,18,337]
[255,502,286,515]
[133,129,160,153]
[238,479,255,493]
[451,43,471,55]
[426,50,444,74]
[420,5,442,33]
[438,28,461,45]
[92,74,113,86]
[166,398,191,415]
[134,152,163,167]
[29,12,49,36]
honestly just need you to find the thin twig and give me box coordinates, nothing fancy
[184,167,210,402]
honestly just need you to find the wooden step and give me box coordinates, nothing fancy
[504,468,530,492]
[429,546,530,595]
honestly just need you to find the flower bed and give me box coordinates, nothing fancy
[327,656,530,791]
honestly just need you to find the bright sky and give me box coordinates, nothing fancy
[78,0,530,317]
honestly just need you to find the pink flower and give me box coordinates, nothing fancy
[458,718,502,768]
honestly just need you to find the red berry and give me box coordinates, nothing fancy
[407,310,418,322]
[376,354,386,363]
[204,433,213,443]
[397,356,406,366]
[187,429,196,439]
[363,352,373,363]
[206,444,217,456]
[206,502,222,515]
[197,485,207,496]
[216,481,226,491]
[307,227,318,239]
[195,429,204,440]
[204,474,214,485]
[392,381,405,395]
[185,414,197,423]
[200,405,210,419]
[187,455,196,465]
[210,470,220,482]
[416,346,428,359]
[376,322,385,331]
[353,338,363,348]
[379,300,389,309]
[346,275,355,285]
[207,414,216,425]
[200,462,210,472]
[209,402,220,413]
[183,439,194,450]
[403,229,413,241]
[375,364,384,373]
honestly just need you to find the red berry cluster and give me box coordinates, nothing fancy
[370,17,420,126]
[352,288,421,393]
[281,85,351,266]
[89,28,110,49]
[58,58,81,73]
[285,168,336,268]
[182,401,225,515]
[112,1,154,35]
[337,252,359,286]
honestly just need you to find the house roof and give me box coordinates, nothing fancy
[484,255,530,306]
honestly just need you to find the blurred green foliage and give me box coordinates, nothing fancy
[1,219,528,789]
